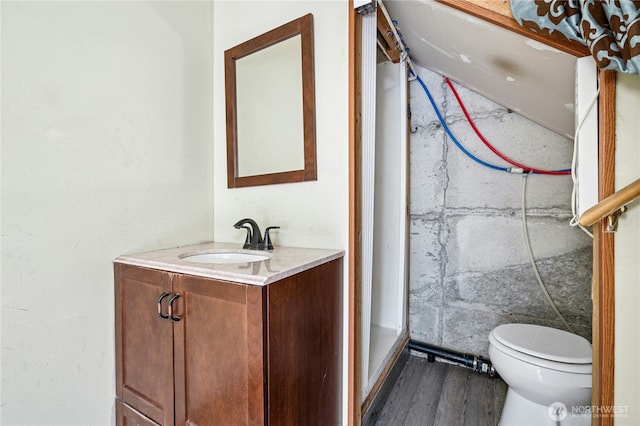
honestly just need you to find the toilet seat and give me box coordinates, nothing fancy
[492,324,592,363]
[489,324,592,374]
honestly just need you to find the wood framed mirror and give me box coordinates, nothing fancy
[224,13,316,188]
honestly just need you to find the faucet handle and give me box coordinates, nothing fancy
[261,226,280,250]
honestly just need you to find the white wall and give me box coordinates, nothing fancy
[614,72,640,425]
[213,1,350,421]
[212,1,349,250]
[1,2,214,424]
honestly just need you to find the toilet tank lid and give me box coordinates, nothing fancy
[492,324,592,364]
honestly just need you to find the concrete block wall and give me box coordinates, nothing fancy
[408,65,593,358]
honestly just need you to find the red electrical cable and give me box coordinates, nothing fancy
[444,77,571,176]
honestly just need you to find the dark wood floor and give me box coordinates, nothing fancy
[371,355,508,426]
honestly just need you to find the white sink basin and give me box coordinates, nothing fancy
[179,250,270,264]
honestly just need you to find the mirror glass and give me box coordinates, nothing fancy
[235,35,304,177]
[225,14,316,188]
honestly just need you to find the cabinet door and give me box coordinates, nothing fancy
[115,264,174,425]
[173,275,267,425]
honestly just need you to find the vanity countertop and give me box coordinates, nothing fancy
[114,242,344,286]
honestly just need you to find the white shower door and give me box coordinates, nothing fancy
[360,51,409,400]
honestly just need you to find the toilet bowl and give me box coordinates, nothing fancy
[488,324,592,426]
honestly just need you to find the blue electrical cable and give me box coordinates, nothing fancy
[414,73,511,172]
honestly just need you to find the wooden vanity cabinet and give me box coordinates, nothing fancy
[115,258,342,426]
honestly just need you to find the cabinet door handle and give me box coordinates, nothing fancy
[157,292,171,319]
[167,293,181,322]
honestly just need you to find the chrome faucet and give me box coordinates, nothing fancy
[233,218,279,250]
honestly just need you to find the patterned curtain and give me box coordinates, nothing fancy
[511,0,640,74]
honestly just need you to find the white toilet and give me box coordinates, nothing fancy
[488,324,592,426]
